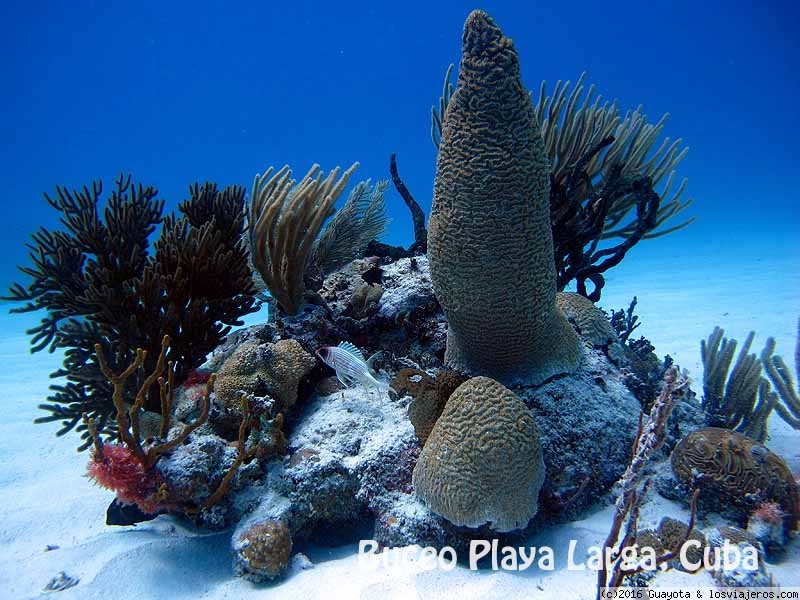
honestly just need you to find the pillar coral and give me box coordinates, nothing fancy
[428,9,581,385]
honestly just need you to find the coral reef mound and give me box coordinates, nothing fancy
[412,376,545,532]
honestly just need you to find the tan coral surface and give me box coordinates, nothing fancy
[214,339,316,420]
[671,427,799,529]
[556,292,619,347]
[412,376,545,532]
[427,10,579,385]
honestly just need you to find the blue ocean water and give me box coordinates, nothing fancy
[1,4,800,597]
[1,0,798,288]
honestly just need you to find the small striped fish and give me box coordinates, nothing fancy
[316,341,391,395]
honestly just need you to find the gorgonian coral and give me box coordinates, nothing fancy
[5,174,257,449]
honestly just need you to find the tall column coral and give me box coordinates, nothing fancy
[427,10,580,385]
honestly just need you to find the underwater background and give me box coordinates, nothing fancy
[1,0,798,286]
[1,1,799,599]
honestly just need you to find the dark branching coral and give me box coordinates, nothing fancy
[5,174,258,449]
[671,427,799,531]
[428,9,580,385]
[389,153,427,253]
[432,68,694,301]
[609,296,641,344]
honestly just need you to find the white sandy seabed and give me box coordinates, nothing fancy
[0,231,798,600]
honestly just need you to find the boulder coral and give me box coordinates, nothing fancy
[213,339,316,423]
[671,427,799,530]
[427,10,580,386]
[391,368,467,443]
[232,519,293,581]
[412,376,545,532]
[556,292,619,347]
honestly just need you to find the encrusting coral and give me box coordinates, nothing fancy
[213,338,316,426]
[671,427,799,531]
[412,376,546,532]
[427,9,581,386]
[5,175,258,449]
[347,281,384,319]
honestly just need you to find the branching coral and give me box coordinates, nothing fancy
[761,319,800,429]
[609,296,641,344]
[86,335,257,514]
[533,73,693,236]
[432,67,694,300]
[249,163,374,315]
[388,153,427,253]
[597,367,696,596]
[306,178,389,290]
[5,174,258,449]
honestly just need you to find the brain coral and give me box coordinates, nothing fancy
[214,339,316,423]
[671,427,799,530]
[556,292,619,347]
[427,9,580,386]
[412,376,545,532]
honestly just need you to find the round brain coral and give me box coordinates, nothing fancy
[233,519,293,581]
[555,292,619,347]
[671,427,799,530]
[427,10,580,386]
[412,376,545,532]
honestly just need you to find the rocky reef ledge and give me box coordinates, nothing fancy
[178,256,694,582]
